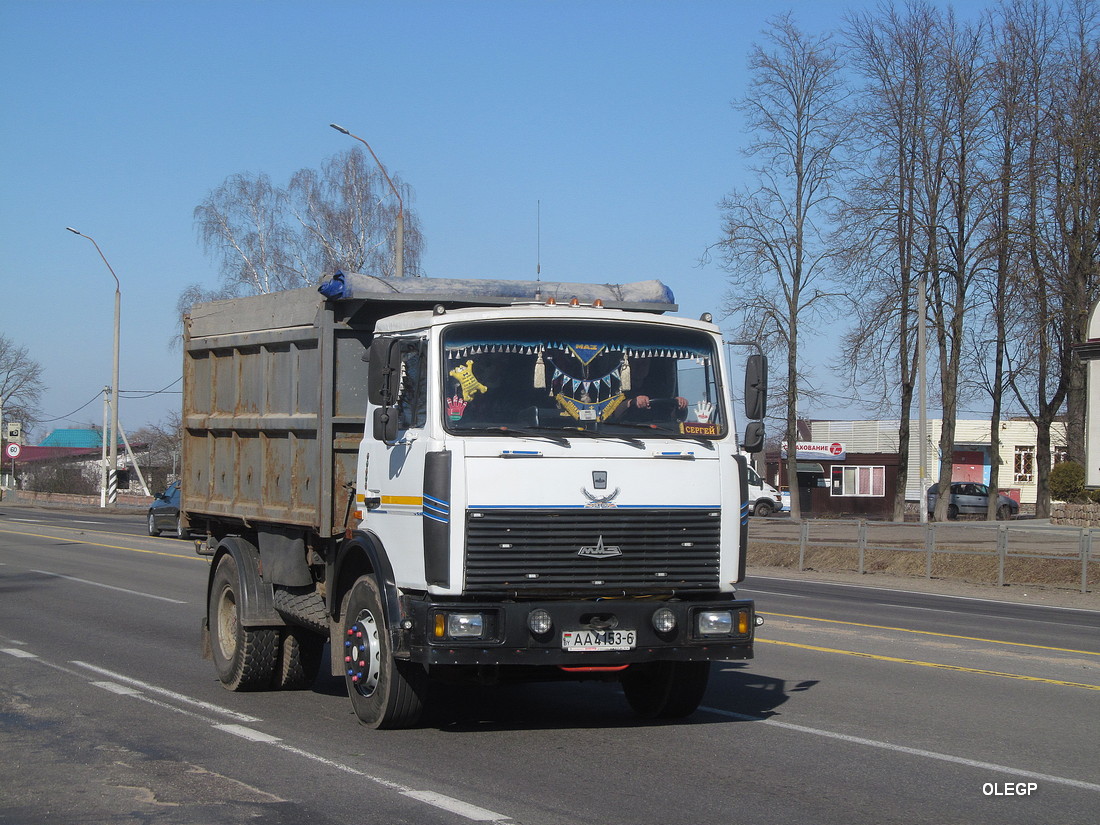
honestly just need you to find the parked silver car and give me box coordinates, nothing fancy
[927,482,1019,520]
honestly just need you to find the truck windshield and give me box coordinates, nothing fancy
[442,320,726,439]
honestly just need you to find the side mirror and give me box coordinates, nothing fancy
[373,406,399,443]
[744,353,767,421]
[742,421,765,453]
[367,338,402,406]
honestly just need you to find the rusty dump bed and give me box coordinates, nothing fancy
[181,275,677,536]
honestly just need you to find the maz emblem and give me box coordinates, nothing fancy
[581,487,621,508]
[578,535,622,559]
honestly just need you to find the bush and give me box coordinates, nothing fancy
[1049,461,1089,503]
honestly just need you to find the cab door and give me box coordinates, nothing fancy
[361,337,431,582]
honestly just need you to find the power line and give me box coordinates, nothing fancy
[120,376,182,399]
[36,392,103,423]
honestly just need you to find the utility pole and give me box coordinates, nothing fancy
[68,227,121,506]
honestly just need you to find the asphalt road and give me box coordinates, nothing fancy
[1,505,1098,824]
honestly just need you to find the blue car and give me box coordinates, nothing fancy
[148,480,187,538]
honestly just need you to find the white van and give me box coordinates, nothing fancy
[744,458,782,516]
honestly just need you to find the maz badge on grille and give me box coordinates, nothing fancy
[582,487,621,508]
[578,536,622,558]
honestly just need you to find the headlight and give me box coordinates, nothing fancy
[441,612,485,639]
[696,610,733,636]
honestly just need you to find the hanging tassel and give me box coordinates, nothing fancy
[534,350,546,388]
[620,355,631,392]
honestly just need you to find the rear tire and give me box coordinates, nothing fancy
[209,554,278,691]
[341,575,427,729]
[621,661,710,719]
[272,627,324,690]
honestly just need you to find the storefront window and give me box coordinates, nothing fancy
[830,465,885,497]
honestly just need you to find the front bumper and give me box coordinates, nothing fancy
[399,596,756,667]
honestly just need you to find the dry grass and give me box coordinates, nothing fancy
[748,541,1097,592]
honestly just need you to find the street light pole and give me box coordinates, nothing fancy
[67,227,121,507]
[330,123,405,279]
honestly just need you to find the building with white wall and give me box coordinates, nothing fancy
[808,419,1067,506]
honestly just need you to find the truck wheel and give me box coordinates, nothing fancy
[753,501,774,517]
[621,661,710,719]
[209,554,278,691]
[340,575,427,729]
[272,627,324,690]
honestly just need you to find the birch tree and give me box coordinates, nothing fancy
[187,146,423,310]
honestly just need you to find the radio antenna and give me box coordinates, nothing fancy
[536,200,541,282]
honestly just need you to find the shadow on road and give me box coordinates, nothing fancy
[309,660,818,732]
[709,661,818,718]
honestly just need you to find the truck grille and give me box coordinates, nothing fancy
[464,508,721,593]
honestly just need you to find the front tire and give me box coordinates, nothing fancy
[147,512,160,537]
[341,575,427,729]
[621,661,710,719]
[996,503,1013,521]
[753,500,774,517]
[209,554,278,691]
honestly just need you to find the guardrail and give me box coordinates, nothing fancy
[768,519,1097,594]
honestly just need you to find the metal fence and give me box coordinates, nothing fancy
[771,519,1098,593]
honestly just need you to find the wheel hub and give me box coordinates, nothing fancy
[345,610,381,696]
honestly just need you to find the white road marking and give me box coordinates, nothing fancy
[72,660,261,723]
[30,569,186,604]
[215,724,282,744]
[91,680,143,696]
[11,649,513,822]
[1,647,38,659]
[700,706,1100,793]
[403,790,510,821]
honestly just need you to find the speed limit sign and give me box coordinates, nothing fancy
[5,443,20,459]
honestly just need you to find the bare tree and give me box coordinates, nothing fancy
[920,11,995,521]
[715,14,850,520]
[839,0,942,520]
[977,0,1100,518]
[0,334,46,440]
[131,411,183,492]
[186,146,423,314]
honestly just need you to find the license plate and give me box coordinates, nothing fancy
[562,629,637,651]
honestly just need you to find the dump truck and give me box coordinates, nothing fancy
[187,272,765,728]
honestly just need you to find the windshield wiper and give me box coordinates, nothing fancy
[461,425,573,446]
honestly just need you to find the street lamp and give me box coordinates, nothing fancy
[330,122,406,279]
[67,227,121,507]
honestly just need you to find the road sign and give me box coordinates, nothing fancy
[5,443,20,459]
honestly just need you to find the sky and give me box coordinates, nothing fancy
[0,0,992,443]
